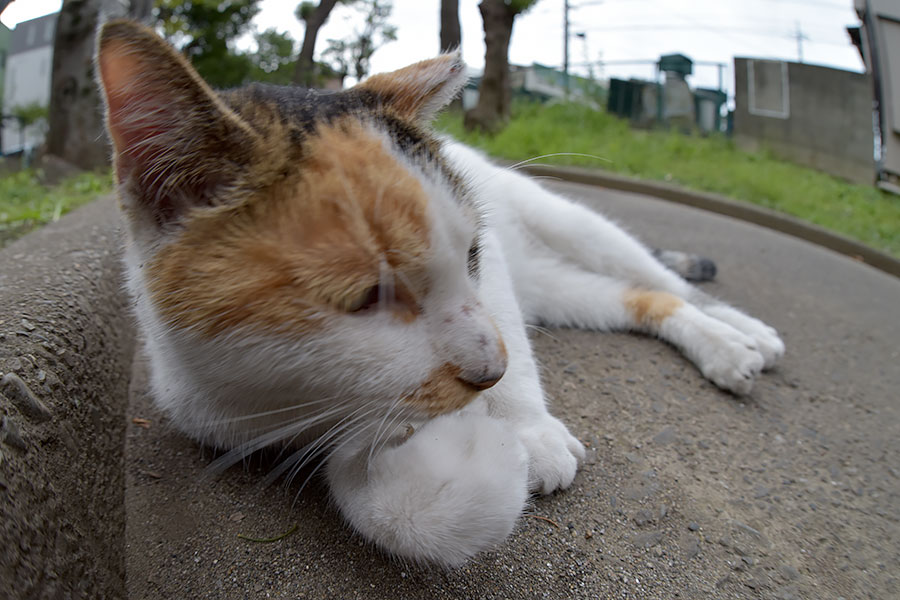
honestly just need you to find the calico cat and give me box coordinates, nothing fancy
[96,20,783,567]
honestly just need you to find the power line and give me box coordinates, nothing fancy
[572,23,849,47]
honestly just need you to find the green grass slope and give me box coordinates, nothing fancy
[437,102,900,259]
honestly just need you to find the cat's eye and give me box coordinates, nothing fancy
[345,285,381,312]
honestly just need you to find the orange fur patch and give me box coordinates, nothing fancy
[147,121,432,337]
[359,54,461,120]
[623,290,684,328]
[404,363,480,416]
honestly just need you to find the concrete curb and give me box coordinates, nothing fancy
[518,163,900,279]
[0,195,133,598]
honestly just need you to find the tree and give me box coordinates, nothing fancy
[464,0,538,133]
[440,0,461,53]
[292,0,342,86]
[155,0,260,88]
[249,28,297,85]
[321,0,396,83]
[46,0,129,170]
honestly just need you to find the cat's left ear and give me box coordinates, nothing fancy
[356,52,467,124]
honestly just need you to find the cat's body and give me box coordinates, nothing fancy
[97,21,783,567]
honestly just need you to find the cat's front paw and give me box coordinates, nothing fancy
[515,414,585,495]
[327,413,529,567]
[702,306,785,369]
[695,322,765,395]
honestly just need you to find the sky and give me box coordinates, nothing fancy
[1,0,864,100]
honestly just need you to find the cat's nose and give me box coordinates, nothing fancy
[457,365,506,391]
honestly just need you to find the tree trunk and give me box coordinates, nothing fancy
[440,0,460,53]
[128,0,154,22]
[293,0,341,87]
[464,0,515,133]
[46,0,124,170]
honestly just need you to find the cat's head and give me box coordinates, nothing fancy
[96,20,507,445]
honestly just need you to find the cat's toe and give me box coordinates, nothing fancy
[754,326,785,370]
[695,326,765,395]
[701,307,784,370]
[515,415,585,495]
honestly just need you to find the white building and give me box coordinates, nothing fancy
[2,13,57,156]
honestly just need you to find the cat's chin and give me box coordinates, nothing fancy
[401,364,482,417]
[326,412,529,567]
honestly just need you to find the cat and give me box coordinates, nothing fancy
[96,20,783,567]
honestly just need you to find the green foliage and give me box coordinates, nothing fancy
[437,102,900,258]
[0,169,113,248]
[296,1,316,21]
[321,0,396,80]
[155,0,260,87]
[9,103,49,127]
[249,29,296,84]
[506,0,539,15]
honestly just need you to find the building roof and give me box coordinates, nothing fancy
[8,13,57,56]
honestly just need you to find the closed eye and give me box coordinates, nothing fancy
[345,284,381,312]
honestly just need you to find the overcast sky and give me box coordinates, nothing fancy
[2,0,864,99]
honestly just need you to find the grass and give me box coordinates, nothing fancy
[0,169,113,248]
[436,102,900,259]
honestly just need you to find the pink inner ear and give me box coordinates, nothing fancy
[100,47,177,178]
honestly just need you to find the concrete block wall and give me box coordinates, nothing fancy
[0,196,133,598]
[733,57,875,184]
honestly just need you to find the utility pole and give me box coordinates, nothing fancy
[563,0,570,96]
[793,21,808,63]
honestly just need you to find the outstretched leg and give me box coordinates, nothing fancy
[518,262,767,394]
[486,170,783,392]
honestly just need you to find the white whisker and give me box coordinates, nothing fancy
[525,323,560,341]
[508,152,611,170]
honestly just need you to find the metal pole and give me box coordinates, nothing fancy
[794,21,805,63]
[564,0,570,96]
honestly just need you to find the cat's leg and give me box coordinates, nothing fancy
[477,231,586,494]
[519,262,766,395]
[325,410,529,567]
[499,177,783,375]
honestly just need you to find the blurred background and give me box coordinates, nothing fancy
[0,0,897,259]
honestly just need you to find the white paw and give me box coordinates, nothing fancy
[326,413,529,567]
[695,321,765,395]
[515,414,585,495]
[702,306,785,370]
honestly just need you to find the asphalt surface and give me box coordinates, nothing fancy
[123,180,900,599]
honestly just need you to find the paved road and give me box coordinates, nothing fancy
[124,181,900,599]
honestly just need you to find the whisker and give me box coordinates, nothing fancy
[508,152,611,170]
[205,403,351,475]
[525,323,560,341]
[207,397,337,426]
[273,403,385,488]
[284,411,386,506]
[366,396,409,466]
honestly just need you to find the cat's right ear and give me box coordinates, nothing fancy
[96,20,259,224]
[357,51,467,125]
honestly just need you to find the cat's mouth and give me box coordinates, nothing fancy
[402,363,496,416]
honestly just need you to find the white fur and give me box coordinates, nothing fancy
[124,130,783,569]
